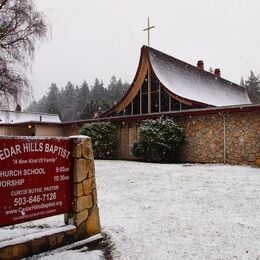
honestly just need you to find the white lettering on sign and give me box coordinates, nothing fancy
[0,139,73,226]
[0,145,22,160]
[0,170,23,177]
[0,168,46,177]
[4,185,61,217]
[43,158,56,163]
[44,144,70,158]
[44,185,59,192]
[22,142,44,153]
[0,179,24,187]
[0,142,71,161]
[11,189,28,196]
[23,168,46,175]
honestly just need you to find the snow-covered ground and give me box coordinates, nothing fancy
[1,160,260,259]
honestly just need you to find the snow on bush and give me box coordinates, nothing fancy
[132,118,185,162]
[80,122,118,159]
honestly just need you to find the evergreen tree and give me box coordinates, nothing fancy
[60,81,78,121]
[26,76,130,121]
[80,99,110,119]
[45,83,60,114]
[245,71,260,103]
[81,100,100,120]
[36,95,48,112]
[122,81,130,93]
[78,80,90,118]
[240,77,245,87]
[26,85,59,114]
[91,78,107,101]
[108,76,129,104]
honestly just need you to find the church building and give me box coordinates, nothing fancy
[0,46,258,166]
[102,45,250,118]
[97,45,259,166]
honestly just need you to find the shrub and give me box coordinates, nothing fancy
[80,122,118,159]
[132,118,185,162]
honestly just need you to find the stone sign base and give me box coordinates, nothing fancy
[0,136,101,260]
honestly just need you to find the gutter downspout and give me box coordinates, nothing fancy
[223,114,226,164]
[219,112,227,164]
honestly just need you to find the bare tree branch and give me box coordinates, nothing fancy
[0,0,8,10]
[0,0,48,107]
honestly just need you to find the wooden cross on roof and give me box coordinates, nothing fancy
[143,17,155,46]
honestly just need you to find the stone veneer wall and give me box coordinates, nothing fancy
[225,111,259,165]
[117,110,260,166]
[175,114,224,163]
[0,136,101,260]
[68,136,101,235]
[1,107,258,166]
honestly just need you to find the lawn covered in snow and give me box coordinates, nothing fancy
[96,161,260,260]
[1,160,259,260]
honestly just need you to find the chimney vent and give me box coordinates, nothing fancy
[197,60,204,70]
[214,68,221,78]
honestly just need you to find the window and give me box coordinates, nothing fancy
[141,75,148,93]
[142,93,148,114]
[151,92,159,113]
[171,97,180,111]
[161,88,169,112]
[151,70,159,92]
[141,74,148,113]
[133,91,140,114]
[181,103,192,110]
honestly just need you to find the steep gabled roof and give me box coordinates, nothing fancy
[147,46,250,106]
[101,45,250,117]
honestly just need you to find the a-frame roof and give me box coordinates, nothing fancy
[147,46,250,106]
[102,45,250,117]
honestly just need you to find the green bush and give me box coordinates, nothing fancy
[80,122,118,159]
[132,118,185,162]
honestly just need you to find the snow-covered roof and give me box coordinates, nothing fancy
[0,110,61,124]
[147,46,251,106]
[101,46,251,118]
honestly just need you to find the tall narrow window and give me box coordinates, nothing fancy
[142,93,148,114]
[151,70,159,112]
[151,92,159,113]
[141,75,148,94]
[151,70,159,92]
[133,90,140,114]
[141,74,148,114]
[161,88,169,112]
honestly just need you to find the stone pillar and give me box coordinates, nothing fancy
[67,135,101,238]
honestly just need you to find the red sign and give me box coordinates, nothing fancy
[0,137,73,227]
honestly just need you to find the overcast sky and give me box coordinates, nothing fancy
[31,0,260,100]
